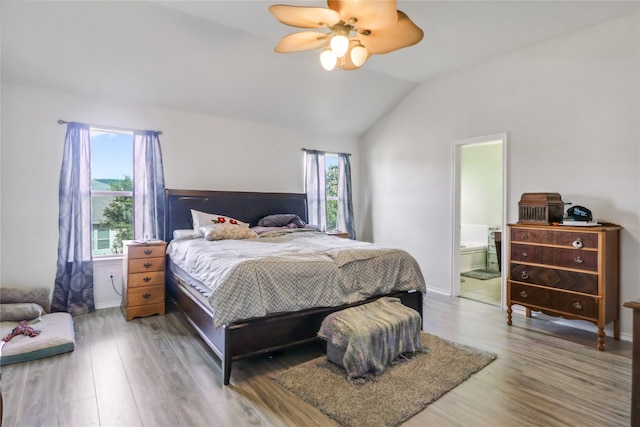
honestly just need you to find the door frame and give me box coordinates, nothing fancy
[451,132,508,307]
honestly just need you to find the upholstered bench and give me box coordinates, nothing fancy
[318,297,423,380]
[0,287,75,365]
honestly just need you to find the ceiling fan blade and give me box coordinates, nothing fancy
[357,11,423,55]
[269,5,341,28]
[274,31,330,53]
[328,0,398,30]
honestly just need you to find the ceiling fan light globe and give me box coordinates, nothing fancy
[320,49,337,70]
[330,34,349,58]
[350,44,368,67]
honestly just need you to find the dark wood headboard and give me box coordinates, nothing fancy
[164,189,308,242]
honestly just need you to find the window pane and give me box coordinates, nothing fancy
[325,155,338,198]
[92,195,132,254]
[326,199,338,231]
[90,129,133,255]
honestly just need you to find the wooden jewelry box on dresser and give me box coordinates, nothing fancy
[121,240,167,321]
[506,223,622,350]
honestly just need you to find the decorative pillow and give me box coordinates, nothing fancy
[0,287,51,313]
[191,209,249,235]
[257,214,306,228]
[173,229,200,240]
[0,303,44,322]
[201,224,259,241]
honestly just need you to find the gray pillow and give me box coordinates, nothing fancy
[0,303,44,321]
[257,214,306,228]
[0,287,51,313]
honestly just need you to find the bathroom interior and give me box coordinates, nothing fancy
[459,141,503,306]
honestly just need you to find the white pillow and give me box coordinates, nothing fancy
[191,209,249,235]
[201,224,259,241]
[173,229,200,240]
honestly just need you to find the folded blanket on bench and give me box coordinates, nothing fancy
[318,297,424,380]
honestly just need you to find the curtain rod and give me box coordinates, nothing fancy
[301,148,351,156]
[58,119,163,135]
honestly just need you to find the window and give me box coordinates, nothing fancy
[90,128,133,256]
[325,153,339,231]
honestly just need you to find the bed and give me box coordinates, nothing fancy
[164,188,426,385]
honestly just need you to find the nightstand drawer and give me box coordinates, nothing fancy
[127,285,164,306]
[128,257,166,274]
[128,271,165,288]
[128,244,166,259]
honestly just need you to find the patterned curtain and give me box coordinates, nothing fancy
[337,153,356,239]
[52,122,95,315]
[133,131,165,241]
[304,150,327,231]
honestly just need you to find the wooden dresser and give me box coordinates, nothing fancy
[121,240,167,321]
[506,223,621,350]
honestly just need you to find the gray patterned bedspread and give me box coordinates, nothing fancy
[167,230,426,328]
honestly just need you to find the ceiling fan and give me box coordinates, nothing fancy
[269,0,424,71]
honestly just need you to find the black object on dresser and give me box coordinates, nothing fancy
[506,223,621,351]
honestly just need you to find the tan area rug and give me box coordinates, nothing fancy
[273,333,496,427]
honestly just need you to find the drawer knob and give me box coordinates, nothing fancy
[143,276,151,282]
[522,252,528,257]
[573,257,584,264]
[144,249,152,255]
[522,234,529,241]
[572,237,583,249]
[144,262,152,269]
[573,301,583,310]
[142,293,151,299]
[521,271,529,280]
[520,291,528,298]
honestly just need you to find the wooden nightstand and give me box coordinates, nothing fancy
[121,240,167,321]
[327,231,350,239]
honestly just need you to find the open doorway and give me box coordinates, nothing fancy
[452,133,507,307]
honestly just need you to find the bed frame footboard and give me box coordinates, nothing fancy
[166,269,423,385]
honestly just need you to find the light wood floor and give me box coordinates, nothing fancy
[1,294,632,427]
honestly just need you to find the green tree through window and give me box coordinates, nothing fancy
[101,176,133,253]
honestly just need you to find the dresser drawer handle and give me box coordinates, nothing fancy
[573,302,583,310]
[142,293,151,299]
[572,237,583,249]
[520,291,528,298]
[522,252,528,258]
[144,249,152,255]
[573,257,584,264]
[520,271,529,280]
[143,262,152,269]
[143,276,151,282]
[522,234,529,241]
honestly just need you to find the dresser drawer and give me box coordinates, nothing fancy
[128,244,166,259]
[548,292,598,319]
[511,228,598,249]
[128,256,166,274]
[511,243,598,271]
[509,282,551,308]
[127,285,164,306]
[128,271,165,288]
[509,264,598,294]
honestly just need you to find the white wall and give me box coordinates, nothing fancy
[461,143,503,227]
[361,14,639,337]
[0,85,360,308]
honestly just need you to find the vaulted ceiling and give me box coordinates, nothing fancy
[2,1,638,136]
